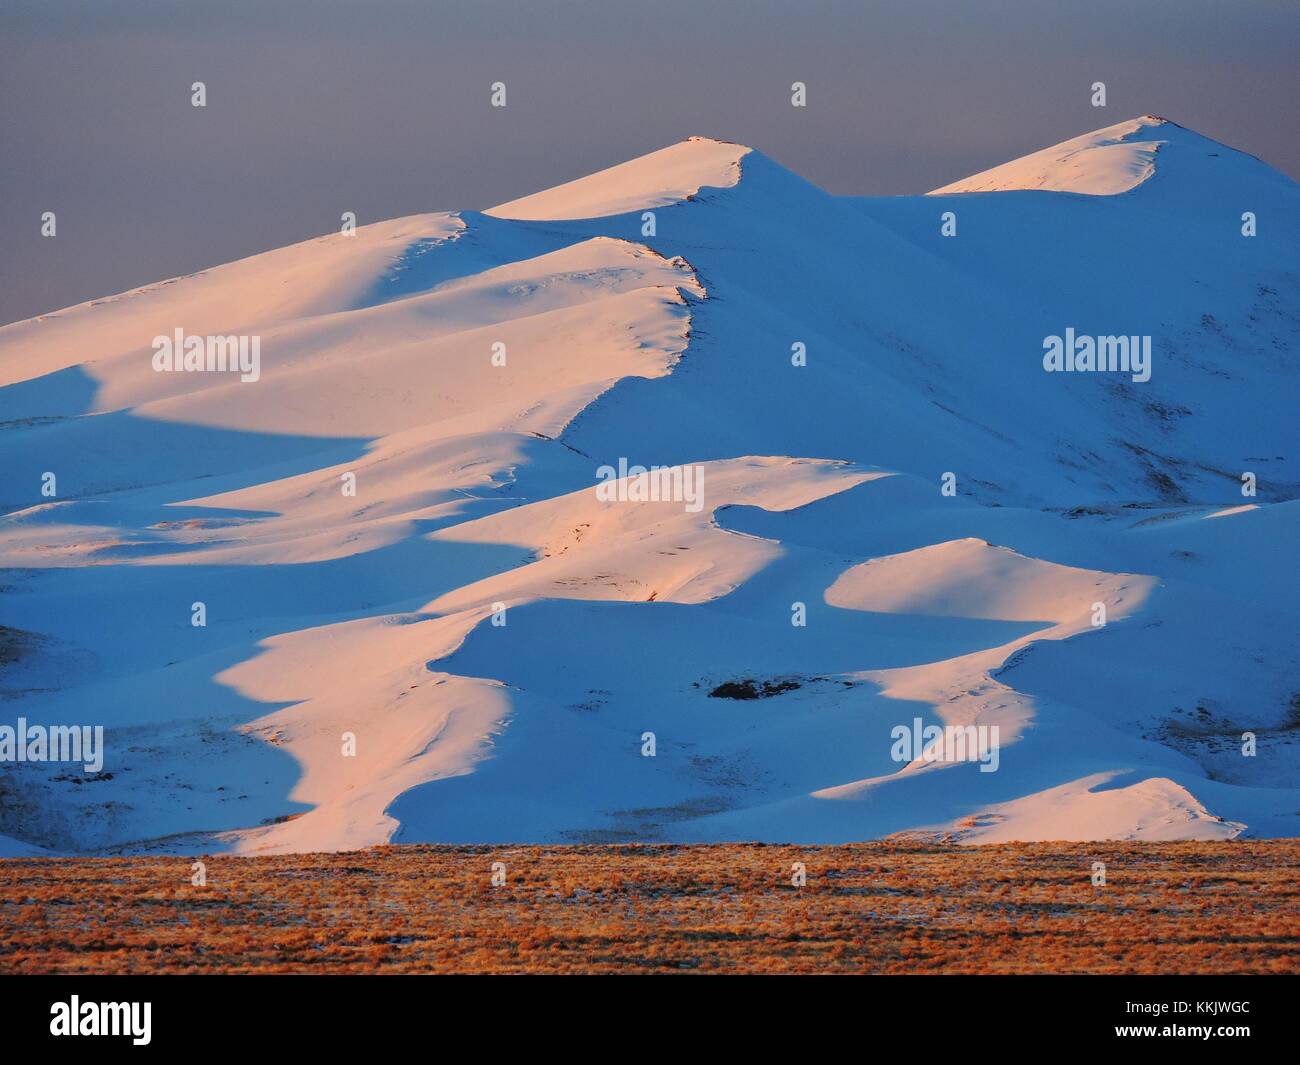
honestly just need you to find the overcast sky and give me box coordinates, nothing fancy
[2,0,1296,325]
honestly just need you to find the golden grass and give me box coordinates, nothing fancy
[1,840,1296,974]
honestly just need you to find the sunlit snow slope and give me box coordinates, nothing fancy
[1,120,1297,855]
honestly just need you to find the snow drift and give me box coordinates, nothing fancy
[0,119,1297,855]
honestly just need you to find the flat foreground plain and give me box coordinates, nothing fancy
[1,841,1296,974]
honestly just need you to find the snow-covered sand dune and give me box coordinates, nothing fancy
[1,118,1296,854]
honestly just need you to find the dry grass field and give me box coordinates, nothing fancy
[1,840,1296,974]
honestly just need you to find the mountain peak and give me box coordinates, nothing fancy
[930,116,1170,196]
[486,137,751,221]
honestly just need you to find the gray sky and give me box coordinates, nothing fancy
[2,0,1296,326]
